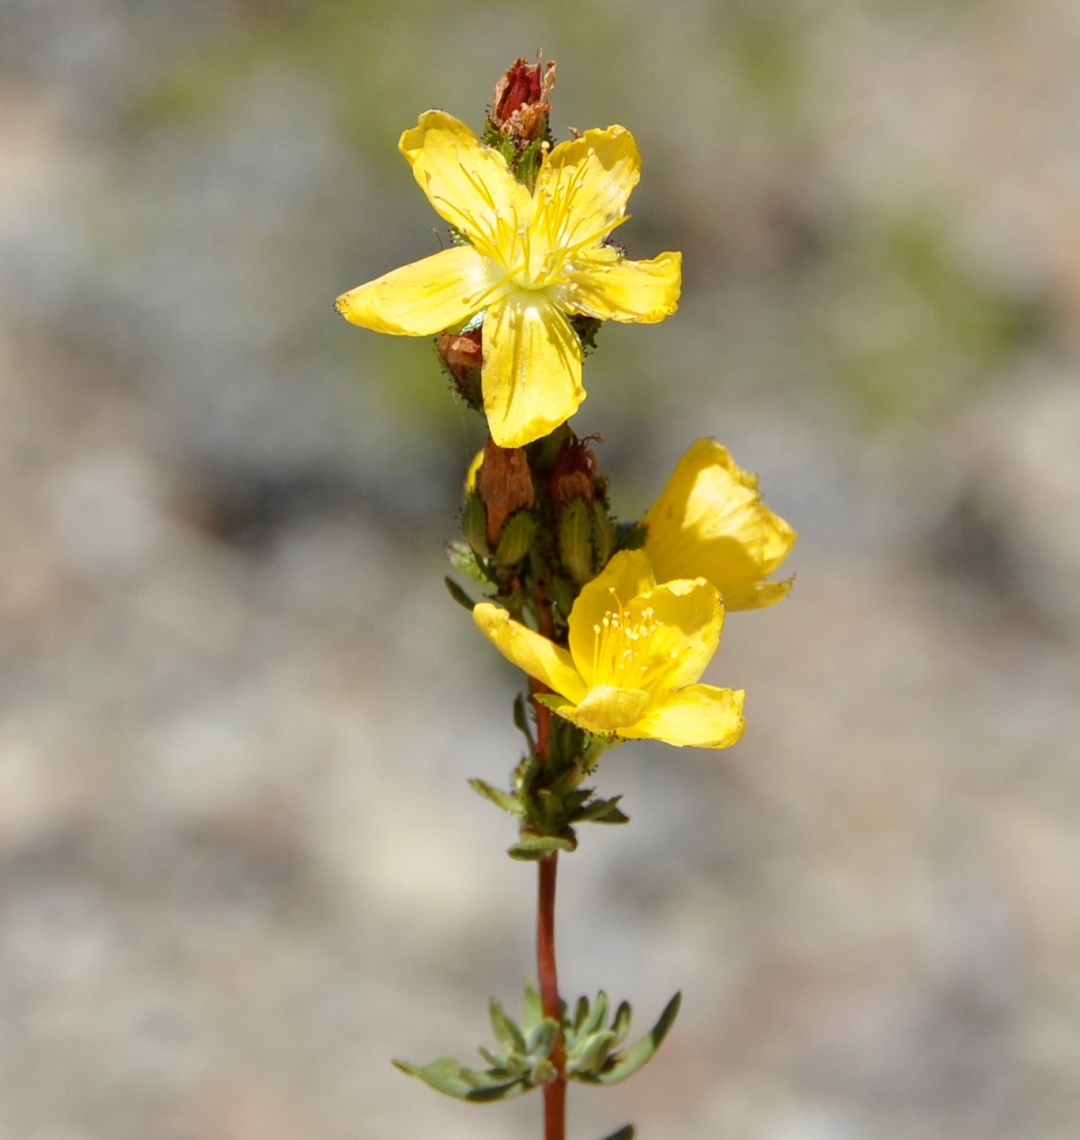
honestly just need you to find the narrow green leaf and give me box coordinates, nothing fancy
[521,978,543,1030]
[567,1029,616,1075]
[599,1126,635,1140]
[578,991,610,1039]
[512,693,535,746]
[572,994,590,1032]
[468,778,523,817]
[577,992,682,1086]
[508,832,577,860]
[445,541,489,582]
[489,998,527,1056]
[444,576,476,611]
[573,796,630,824]
[525,1017,559,1060]
[393,1057,531,1102]
[609,1000,632,1046]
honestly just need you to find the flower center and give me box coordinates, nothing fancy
[590,595,682,694]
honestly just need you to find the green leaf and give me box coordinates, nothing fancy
[468,778,523,817]
[508,832,577,860]
[572,796,629,824]
[521,978,544,1030]
[444,576,476,611]
[512,693,535,746]
[599,1127,635,1140]
[609,1000,632,1045]
[572,994,591,1032]
[393,1057,531,1102]
[525,1017,559,1060]
[577,992,682,1086]
[568,1029,617,1075]
[578,991,610,1040]
[489,998,527,1057]
[445,540,489,582]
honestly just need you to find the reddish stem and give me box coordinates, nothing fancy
[538,853,566,1140]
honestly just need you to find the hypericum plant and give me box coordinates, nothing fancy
[336,55,796,1140]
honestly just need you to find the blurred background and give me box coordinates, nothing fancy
[2,1,1079,1138]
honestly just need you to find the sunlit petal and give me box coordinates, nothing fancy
[567,248,682,324]
[473,603,588,705]
[336,245,490,335]
[534,126,641,251]
[627,578,723,691]
[623,686,745,749]
[400,111,531,257]
[481,296,585,448]
[644,439,797,610]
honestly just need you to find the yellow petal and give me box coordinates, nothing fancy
[336,245,490,336]
[534,126,641,252]
[719,577,796,612]
[566,248,682,324]
[400,111,530,259]
[481,296,585,448]
[622,685,745,749]
[563,685,652,735]
[644,439,797,610]
[627,577,723,691]
[473,603,587,704]
[567,549,657,679]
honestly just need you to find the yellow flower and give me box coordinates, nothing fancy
[473,550,744,749]
[643,439,797,611]
[336,112,682,449]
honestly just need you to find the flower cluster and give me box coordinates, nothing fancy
[337,57,795,778]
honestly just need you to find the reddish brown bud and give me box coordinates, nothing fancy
[492,54,556,142]
[476,437,535,549]
[436,329,483,411]
[548,434,598,508]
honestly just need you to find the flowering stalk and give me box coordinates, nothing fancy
[339,55,796,1140]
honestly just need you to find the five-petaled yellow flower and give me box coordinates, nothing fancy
[473,550,744,749]
[643,439,797,610]
[336,111,682,449]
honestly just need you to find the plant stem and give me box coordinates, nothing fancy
[538,852,566,1140]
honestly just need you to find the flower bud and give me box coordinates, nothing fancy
[475,438,535,550]
[548,434,598,507]
[491,55,556,142]
[435,329,483,411]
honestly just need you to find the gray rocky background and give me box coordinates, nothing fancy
[1,1,1079,1138]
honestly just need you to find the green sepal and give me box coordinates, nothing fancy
[575,992,682,1086]
[599,1127,635,1140]
[548,574,577,623]
[494,510,536,566]
[460,496,490,559]
[559,497,594,585]
[444,576,476,611]
[508,832,577,861]
[468,778,523,817]
[392,1056,531,1102]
